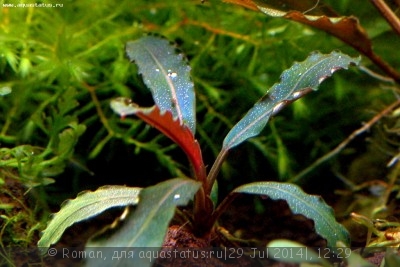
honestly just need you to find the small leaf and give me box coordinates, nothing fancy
[0,86,12,96]
[85,178,201,267]
[233,182,350,247]
[37,186,141,253]
[345,250,375,267]
[55,122,86,159]
[125,35,196,133]
[111,99,206,181]
[267,239,332,267]
[223,51,360,150]
[57,88,80,116]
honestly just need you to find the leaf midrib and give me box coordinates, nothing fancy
[143,45,184,125]
[224,55,333,149]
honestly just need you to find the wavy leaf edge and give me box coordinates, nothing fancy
[37,185,141,253]
[222,50,360,150]
[233,182,350,247]
[125,35,196,133]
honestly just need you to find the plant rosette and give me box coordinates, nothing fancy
[38,35,361,267]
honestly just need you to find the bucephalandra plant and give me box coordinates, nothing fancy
[38,35,361,266]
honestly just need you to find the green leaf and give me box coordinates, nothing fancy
[55,122,86,159]
[85,178,201,267]
[37,186,141,253]
[267,239,332,267]
[0,86,12,96]
[223,51,360,150]
[383,249,400,267]
[233,182,350,247]
[125,35,196,133]
[345,250,375,267]
[57,88,80,116]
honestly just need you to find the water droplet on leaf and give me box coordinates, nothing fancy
[167,69,177,78]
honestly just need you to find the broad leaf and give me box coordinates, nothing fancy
[110,99,206,181]
[223,51,360,150]
[233,182,350,247]
[37,186,141,253]
[125,35,196,133]
[85,178,201,267]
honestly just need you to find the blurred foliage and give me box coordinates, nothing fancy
[0,0,400,250]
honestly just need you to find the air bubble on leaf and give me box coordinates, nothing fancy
[173,194,180,200]
[318,76,328,84]
[120,207,129,220]
[291,91,302,99]
[222,51,360,151]
[330,67,341,74]
[272,101,286,114]
[125,36,197,133]
[155,68,160,72]
[167,70,177,78]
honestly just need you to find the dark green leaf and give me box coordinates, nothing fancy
[85,178,201,267]
[233,182,350,247]
[223,51,360,150]
[125,36,196,133]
